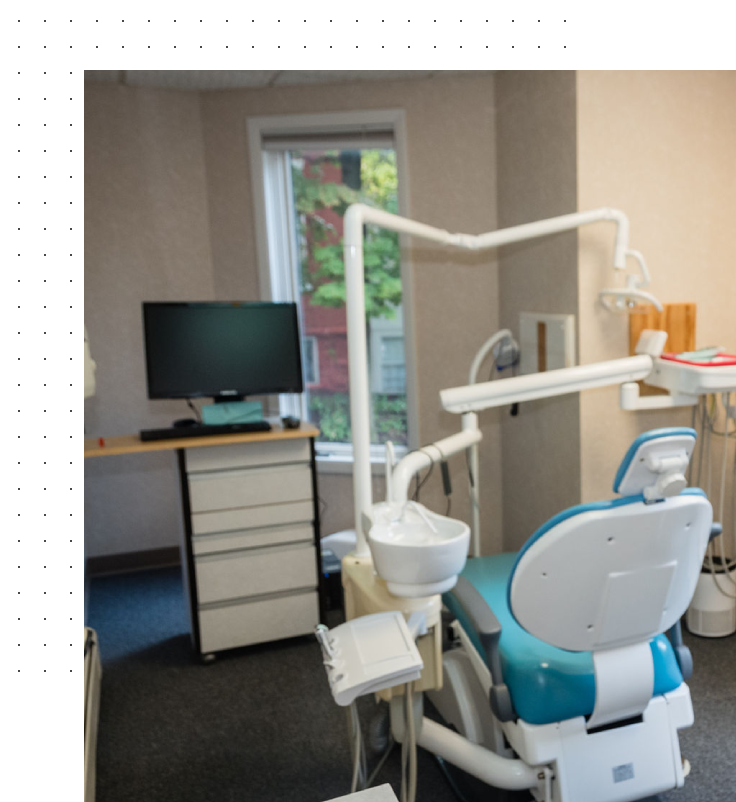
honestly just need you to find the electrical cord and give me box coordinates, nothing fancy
[364,736,395,789]
[347,702,366,793]
[318,494,329,523]
[706,540,736,599]
[348,704,360,793]
[400,713,408,802]
[695,393,736,599]
[407,682,417,802]
[688,402,698,485]
[487,356,499,383]
[465,448,475,491]
[400,683,417,802]
[186,398,202,423]
[413,461,434,502]
[717,409,736,588]
[411,447,437,502]
[433,755,473,802]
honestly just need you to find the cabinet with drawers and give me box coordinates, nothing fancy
[176,429,324,658]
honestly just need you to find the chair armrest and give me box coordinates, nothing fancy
[710,523,723,542]
[452,576,516,721]
[666,619,693,681]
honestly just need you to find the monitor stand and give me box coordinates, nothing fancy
[202,398,263,426]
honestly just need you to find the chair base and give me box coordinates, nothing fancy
[504,684,693,802]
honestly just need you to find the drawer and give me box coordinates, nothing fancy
[185,438,311,474]
[188,463,312,513]
[198,590,320,653]
[192,523,314,556]
[195,542,317,604]
[191,499,314,536]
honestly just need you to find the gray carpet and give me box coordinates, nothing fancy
[88,567,736,802]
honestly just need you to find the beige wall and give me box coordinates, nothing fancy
[495,71,581,550]
[199,73,503,552]
[577,72,736,542]
[84,84,215,557]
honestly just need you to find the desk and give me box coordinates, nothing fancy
[85,423,324,659]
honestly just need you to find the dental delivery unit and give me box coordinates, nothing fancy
[314,205,735,802]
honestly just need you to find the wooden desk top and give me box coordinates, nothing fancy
[84,422,320,458]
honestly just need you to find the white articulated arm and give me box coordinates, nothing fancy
[440,355,654,414]
[343,204,647,554]
[391,419,482,507]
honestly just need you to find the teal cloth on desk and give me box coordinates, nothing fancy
[201,401,263,426]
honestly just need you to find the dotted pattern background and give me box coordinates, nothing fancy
[7,2,733,798]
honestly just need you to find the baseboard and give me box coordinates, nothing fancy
[86,546,181,577]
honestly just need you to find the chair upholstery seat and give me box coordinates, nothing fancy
[443,552,684,726]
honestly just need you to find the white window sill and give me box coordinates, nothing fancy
[315,445,408,476]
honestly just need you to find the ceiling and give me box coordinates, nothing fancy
[84,70,491,91]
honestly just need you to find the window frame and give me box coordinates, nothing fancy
[247,110,418,473]
[369,311,406,395]
[302,335,320,387]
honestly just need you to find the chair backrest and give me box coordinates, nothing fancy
[508,428,712,653]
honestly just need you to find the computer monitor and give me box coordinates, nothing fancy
[142,302,304,402]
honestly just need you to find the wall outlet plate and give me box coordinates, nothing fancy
[519,313,576,375]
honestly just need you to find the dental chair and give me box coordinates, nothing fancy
[437,427,712,802]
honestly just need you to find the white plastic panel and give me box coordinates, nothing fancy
[188,463,312,513]
[185,437,311,473]
[510,495,712,651]
[195,543,317,604]
[316,612,423,706]
[192,523,314,556]
[647,357,736,395]
[587,643,654,730]
[558,696,683,802]
[615,434,695,497]
[190,499,314,536]
[505,687,693,802]
[519,312,576,374]
[198,591,319,653]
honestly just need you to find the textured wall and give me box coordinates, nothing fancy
[84,84,215,557]
[576,71,736,544]
[84,74,502,557]
[200,73,503,552]
[495,71,581,550]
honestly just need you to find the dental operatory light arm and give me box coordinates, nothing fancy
[345,203,661,555]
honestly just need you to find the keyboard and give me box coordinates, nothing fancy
[140,420,272,442]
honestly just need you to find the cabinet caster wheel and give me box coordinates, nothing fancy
[200,653,216,664]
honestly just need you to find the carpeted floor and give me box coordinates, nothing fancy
[87,567,736,802]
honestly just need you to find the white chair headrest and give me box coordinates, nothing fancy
[613,428,696,502]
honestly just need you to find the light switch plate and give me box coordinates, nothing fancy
[519,313,576,374]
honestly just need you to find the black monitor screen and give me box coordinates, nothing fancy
[143,302,304,399]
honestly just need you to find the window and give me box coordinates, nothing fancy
[249,111,415,468]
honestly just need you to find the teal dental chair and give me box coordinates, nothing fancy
[436,428,713,802]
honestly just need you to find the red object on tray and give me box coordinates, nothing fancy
[660,352,736,367]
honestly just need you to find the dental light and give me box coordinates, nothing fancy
[599,247,663,313]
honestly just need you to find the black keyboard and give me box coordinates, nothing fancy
[140,421,272,442]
